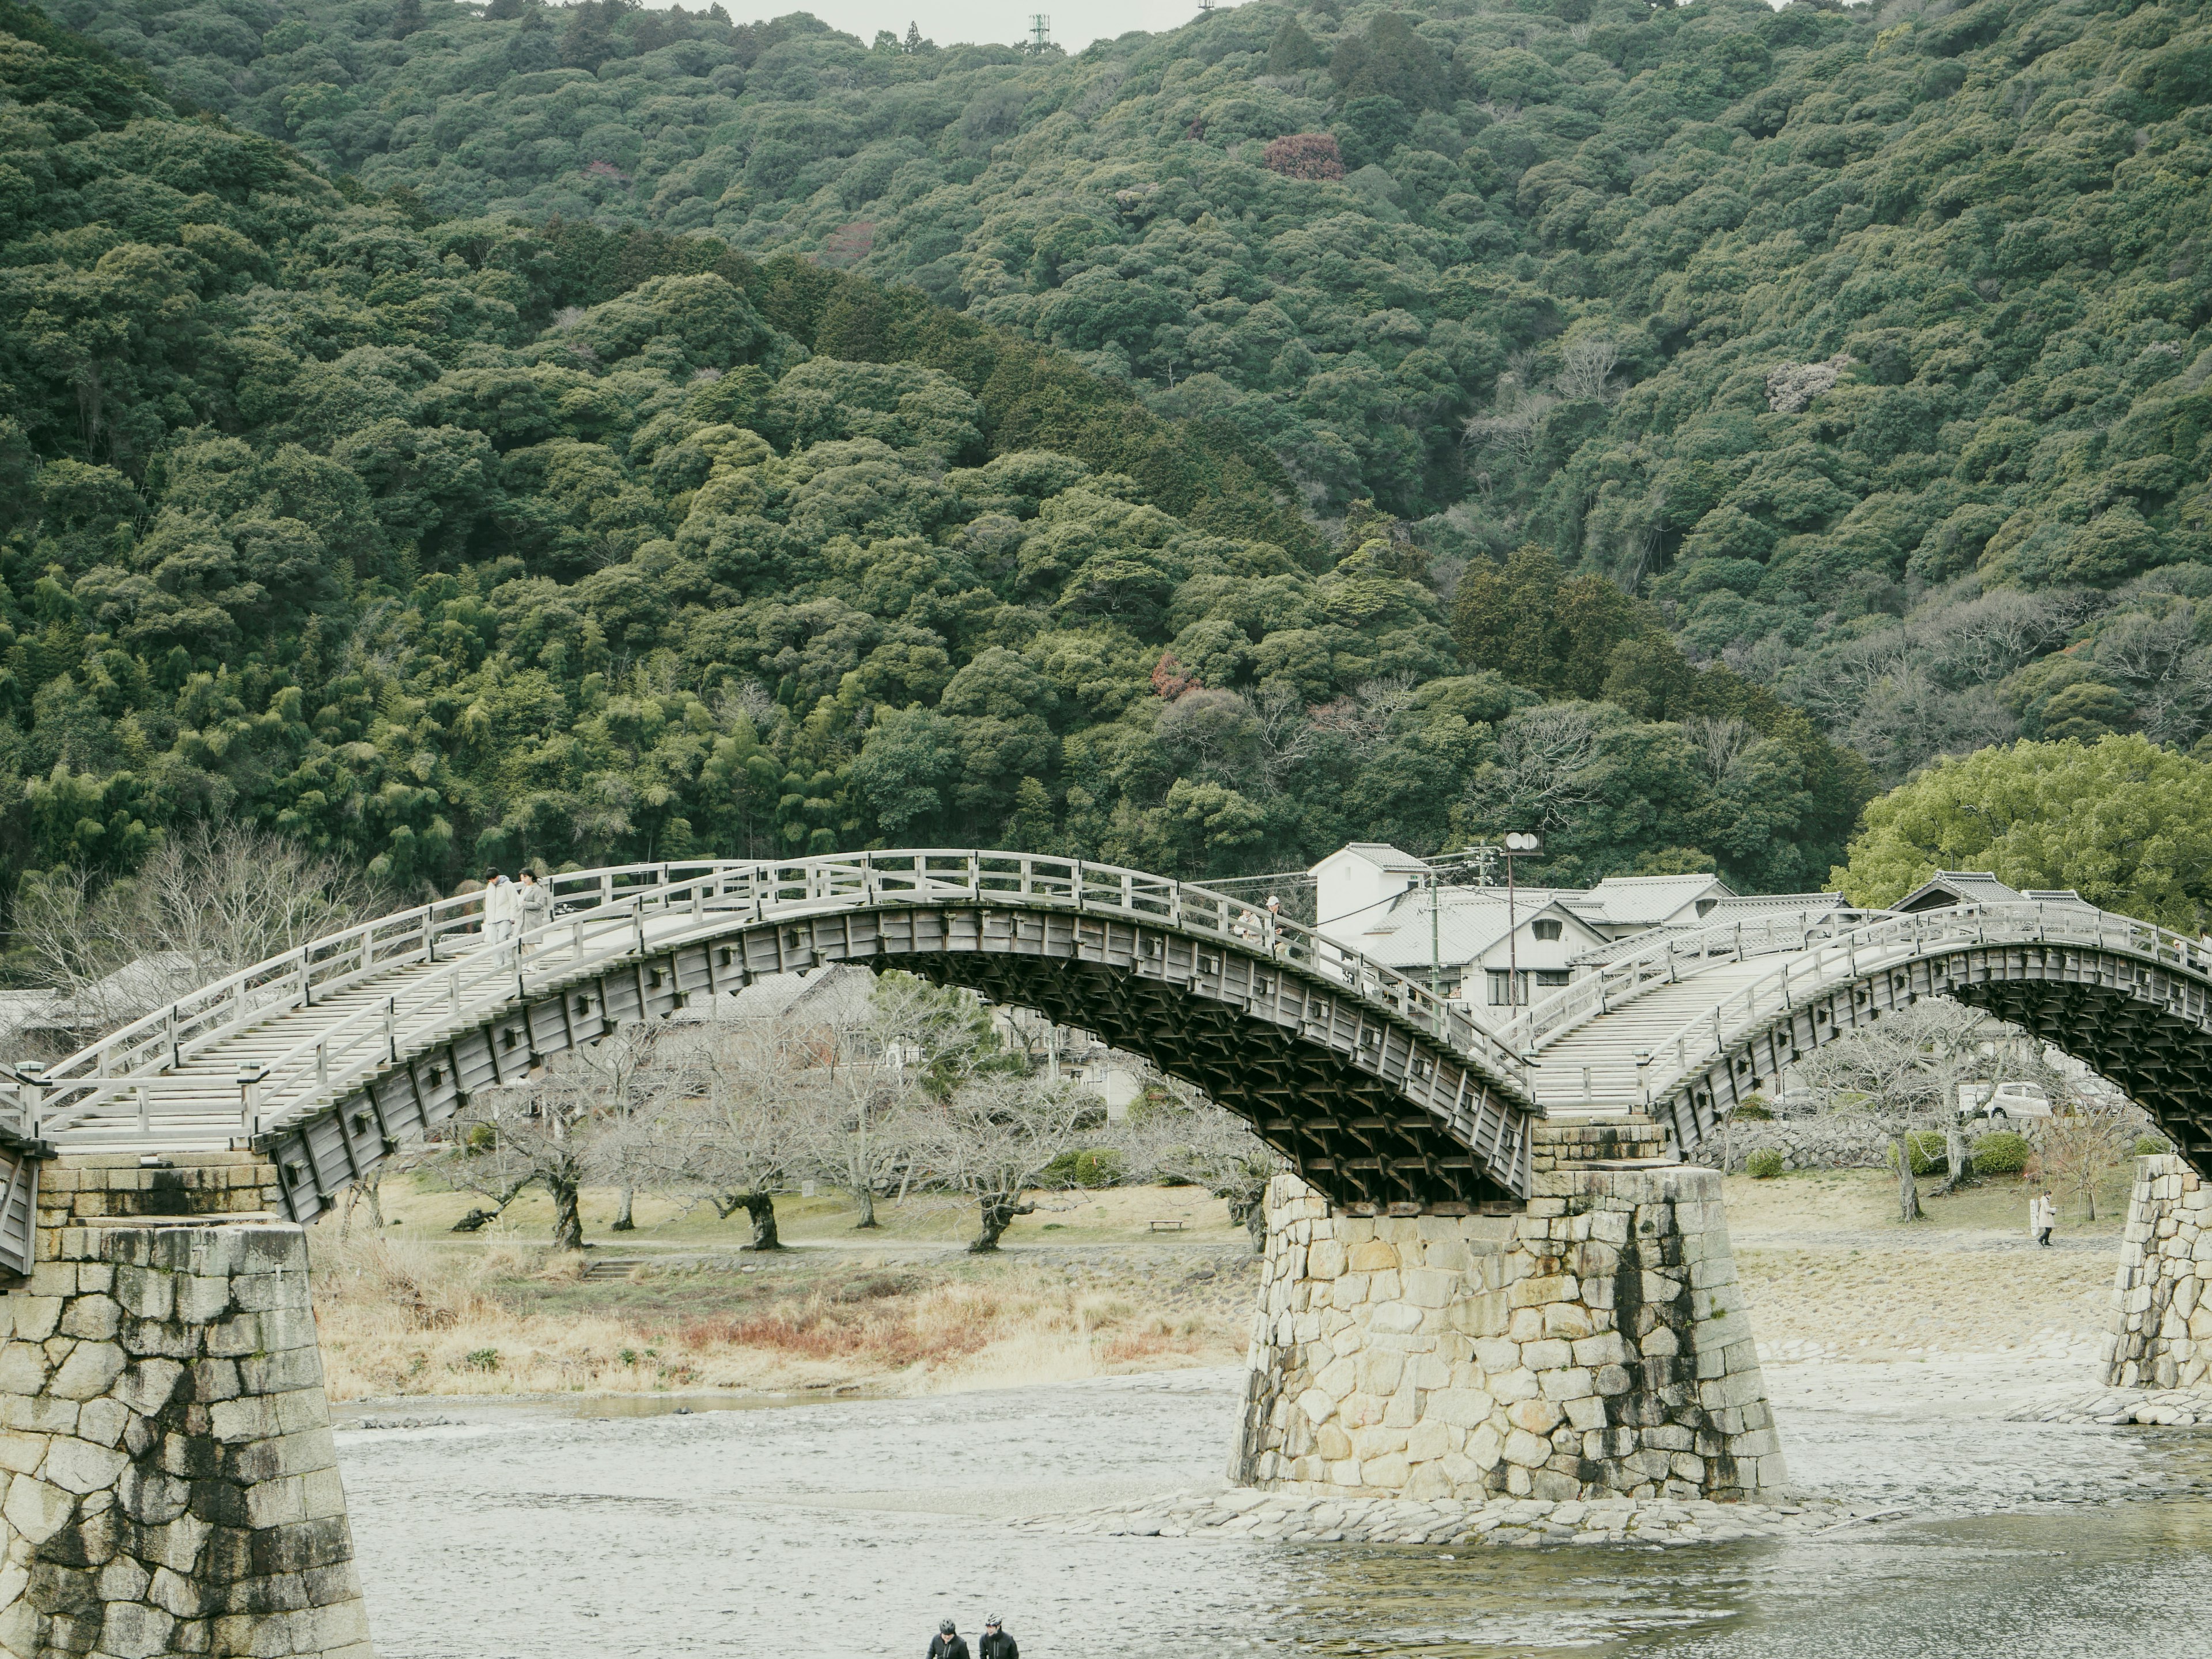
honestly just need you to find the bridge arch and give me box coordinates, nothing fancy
[1513,903,2212,1175]
[12,854,1541,1223]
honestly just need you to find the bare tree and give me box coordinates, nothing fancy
[1556,336,1621,404]
[1114,1073,1282,1251]
[1793,999,1990,1221]
[14,820,380,1037]
[1461,702,1611,836]
[442,1023,667,1251]
[2038,1101,2132,1223]
[1685,715,1758,785]
[1460,366,1559,466]
[635,1016,820,1249]
[904,1075,1101,1251]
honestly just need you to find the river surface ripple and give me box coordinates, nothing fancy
[338,1358,2212,1658]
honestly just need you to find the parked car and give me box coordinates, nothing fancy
[1958,1081,2052,1120]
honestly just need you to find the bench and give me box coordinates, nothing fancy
[1147,1218,1189,1233]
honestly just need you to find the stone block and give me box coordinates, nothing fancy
[1537,1368,1595,1402]
[1357,1350,1405,1397]
[11,1297,63,1343]
[209,1396,279,1445]
[1508,1274,1578,1309]
[1563,1394,1608,1431]
[112,1358,185,1418]
[1368,1303,1424,1336]
[1502,1428,1552,1468]
[0,1340,51,1395]
[1543,1303,1597,1340]
[1403,1269,1457,1309]
[58,1296,122,1343]
[0,1430,48,1475]
[77,1397,128,1450]
[3,1473,76,1544]
[274,1388,332,1436]
[1520,1339,1573,1372]
[1508,1397,1562,1435]
[0,1392,78,1435]
[50,1340,127,1402]
[1350,1240,1400,1272]
[1572,1331,1630,1369]
[44,1435,128,1495]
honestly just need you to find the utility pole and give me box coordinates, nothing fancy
[1503,832,1542,1009]
[1429,864,1441,1004]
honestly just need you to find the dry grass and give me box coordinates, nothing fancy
[306,1232,1244,1401]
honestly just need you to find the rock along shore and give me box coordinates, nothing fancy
[1015,1486,1878,1548]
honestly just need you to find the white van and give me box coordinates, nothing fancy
[1957,1081,2052,1120]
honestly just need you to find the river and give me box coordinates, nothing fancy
[336,1356,2212,1658]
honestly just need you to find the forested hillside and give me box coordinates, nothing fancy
[59,0,2212,790]
[0,0,1877,920]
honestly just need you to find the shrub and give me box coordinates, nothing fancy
[2133,1135,2171,1156]
[1745,1148,1785,1180]
[1044,1147,1126,1188]
[1732,1094,1773,1121]
[1885,1130,1948,1175]
[1972,1130,2031,1175]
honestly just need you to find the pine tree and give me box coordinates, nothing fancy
[903,20,923,52]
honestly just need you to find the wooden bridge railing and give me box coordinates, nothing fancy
[6,851,1541,1146]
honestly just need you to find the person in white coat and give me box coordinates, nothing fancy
[2031,1190,2055,1247]
[482,870,522,953]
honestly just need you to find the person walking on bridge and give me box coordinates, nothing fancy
[518,869,550,934]
[482,870,522,961]
[927,1618,971,1659]
[979,1614,1018,1659]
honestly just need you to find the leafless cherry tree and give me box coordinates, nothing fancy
[903,1075,1101,1251]
[633,1016,820,1249]
[1113,1072,1282,1251]
[442,1022,669,1251]
[1792,998,1990,1221]
[14,820,381,1037]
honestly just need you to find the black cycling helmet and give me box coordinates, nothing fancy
[940,1620,957,1635]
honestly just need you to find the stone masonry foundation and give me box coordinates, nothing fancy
[2102,1153,2212,1392]
[0,1155,374,1659]
[1233,1121,1787,1502]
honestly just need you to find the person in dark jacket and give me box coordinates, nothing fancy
[979,1615,1017,1658]
[927,1619,970,1659]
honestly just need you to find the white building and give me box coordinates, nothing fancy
[1309,843,1853,1013]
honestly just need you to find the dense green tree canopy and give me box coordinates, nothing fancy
[1835,734,2212,930]
[48,0,2212,789]
[0,0,1878,932]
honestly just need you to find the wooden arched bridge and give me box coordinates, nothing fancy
[0,853,2207,1259]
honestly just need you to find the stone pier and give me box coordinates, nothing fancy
[2103,1153,2212,1392]
[0,1154,374,1659]
[1234,1120,1786,1502]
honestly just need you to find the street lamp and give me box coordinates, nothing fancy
[1502,832,1543,1009]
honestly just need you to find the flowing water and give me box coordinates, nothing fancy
[338,1361,2212,1658]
